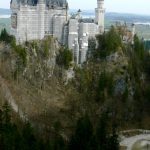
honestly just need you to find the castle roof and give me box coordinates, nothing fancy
[11,0,67,7]
[79,18,95,23]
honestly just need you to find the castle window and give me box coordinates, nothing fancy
[11,13,17,29]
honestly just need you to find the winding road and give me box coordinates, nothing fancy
[120,130,150,150]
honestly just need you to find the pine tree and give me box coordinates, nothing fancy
[69,115,93,150]
[108,124,119,150]
[95,114,108,150]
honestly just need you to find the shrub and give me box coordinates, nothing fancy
[56,47,73,69]
[0,28,14,43]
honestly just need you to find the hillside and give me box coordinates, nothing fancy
[0,27,149,126]
[0,25,150,149]
[0,37,67,124]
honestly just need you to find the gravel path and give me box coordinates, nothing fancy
[120,134,150,150]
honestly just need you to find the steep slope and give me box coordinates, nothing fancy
[0,38,72,131]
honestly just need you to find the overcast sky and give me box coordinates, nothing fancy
[0,0,150,15]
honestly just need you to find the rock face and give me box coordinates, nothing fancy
[0,39,66,127]
[105,51,129,95]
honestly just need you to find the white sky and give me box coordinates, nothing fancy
[0,0,150,15]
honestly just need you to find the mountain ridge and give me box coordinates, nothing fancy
[0,8,11,15]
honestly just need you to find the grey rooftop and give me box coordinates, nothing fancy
[79,18,95,23]
[11,0,67,7]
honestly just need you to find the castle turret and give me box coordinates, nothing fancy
[77,9,82,19]
[95,0,105,34]
[38,0,45,39]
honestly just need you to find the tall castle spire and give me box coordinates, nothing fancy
[95,0,105,33]
[97,0,104,8]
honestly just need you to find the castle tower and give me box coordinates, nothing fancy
[77,9,82,19]
[95,0,105,34]
[38,0,45,39]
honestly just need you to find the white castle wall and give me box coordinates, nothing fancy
[68,19,79,49]
[11,2,68,44]
[38,2,45,40]
[16,6,39,43]
[11,0,105,64]
[95,0,105,33]
[79,22,98,38]
[95,8,105,33]
[45,8,67,36]
[78,22,98,63]
[53,15,67,43]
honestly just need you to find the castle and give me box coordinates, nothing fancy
[10,0,105,64]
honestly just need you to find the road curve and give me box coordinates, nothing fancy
[120,133,150,150]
